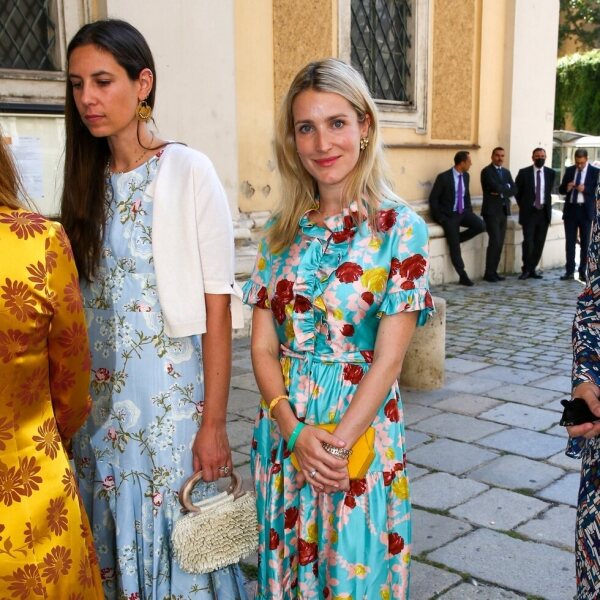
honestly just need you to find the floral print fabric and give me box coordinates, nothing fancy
[0,208,103,599]
[243,201,432,599]
[72,156,247,599]
[568,183,600,598]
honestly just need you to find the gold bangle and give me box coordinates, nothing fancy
[268,394,289,418]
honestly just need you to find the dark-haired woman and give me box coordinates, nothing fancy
[62,19,247,599]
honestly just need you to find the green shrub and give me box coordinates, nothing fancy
[555,49,600,135]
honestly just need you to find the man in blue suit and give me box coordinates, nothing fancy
[515,148,556,280]
[429,151,486,286]
[558,149,600,281]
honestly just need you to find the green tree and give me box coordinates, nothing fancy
[559,0,600,49]
[555,50,600,134]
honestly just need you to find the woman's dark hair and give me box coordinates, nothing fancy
[61,19,156,281]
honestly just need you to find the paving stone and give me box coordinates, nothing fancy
[547,450,581,471]
[449,488,549,530]
[402,387,453,407]
[483,383,563,407]
[228,387,260,419]
[426,528,575,600]
[516,505,576,549]
[544,424,568,437]
[437,582,527,599]
[404,404,442,426]
[412,413,506,442]
[444,375,505,395]
[536,472,580,507]
[478,428,566,459]
[407,464,429,480]
[474,366,544,385]
[468,455,565,491]
[406,429,431,451]
[412,508,473,555]
[433,393,502,416]
[411,472,488,510]
[409,560,462,599]
[409,439,499,475]
[479,402,560,432]
[546,397,566,413]
[230,372,260,392]
[445,357,489,373]
[227,418,255,450]
[530,374,572,394]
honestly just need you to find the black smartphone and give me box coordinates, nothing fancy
[560,397,598,427]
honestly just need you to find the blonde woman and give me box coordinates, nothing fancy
[243,59,433,599]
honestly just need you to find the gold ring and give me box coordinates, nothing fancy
[218,466,230,475]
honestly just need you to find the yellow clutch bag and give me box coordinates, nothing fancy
[290,424,376,480]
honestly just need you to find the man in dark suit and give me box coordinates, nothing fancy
[558,148,600,281]
[429,151,485,286]
[480,147,517,282]
[515,147,555,280]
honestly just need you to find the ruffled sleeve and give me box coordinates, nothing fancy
[378,207,434,327]
[243,235,273,309]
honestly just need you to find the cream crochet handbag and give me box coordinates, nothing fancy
[171,470,258,574]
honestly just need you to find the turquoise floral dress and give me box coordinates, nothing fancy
[72,154,247,600]
[243,200,433,599]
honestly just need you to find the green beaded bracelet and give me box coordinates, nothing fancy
[287,422,306,452]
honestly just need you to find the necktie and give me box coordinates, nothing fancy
[457,174,464,214]
[535,169,542,209]
[497,167,503,181]
[573,169,582,203]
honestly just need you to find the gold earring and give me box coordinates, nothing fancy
[360,137,369,151]
[136,99,152,121]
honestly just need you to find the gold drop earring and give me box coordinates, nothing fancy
[136,98,152,121]
[359,137,369,151]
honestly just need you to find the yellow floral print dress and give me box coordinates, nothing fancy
[0,207,103,599]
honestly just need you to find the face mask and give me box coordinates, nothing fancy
[534,158,545,168]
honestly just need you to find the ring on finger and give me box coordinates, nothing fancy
[218,466,231,475]
[309,469,317,478]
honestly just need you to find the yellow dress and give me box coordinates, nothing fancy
[0,207,103,599]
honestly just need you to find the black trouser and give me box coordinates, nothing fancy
[441,212,486,275]
[521,209,549,273]
[483,212,507,276]
[564,204,592,275]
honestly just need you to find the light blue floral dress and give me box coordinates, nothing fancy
[243,201,433,599]
[72,154,247,600]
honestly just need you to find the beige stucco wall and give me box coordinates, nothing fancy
[430,0,479,142]
[235,0,277,215]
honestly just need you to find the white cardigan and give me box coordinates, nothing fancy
[147,143,244,338]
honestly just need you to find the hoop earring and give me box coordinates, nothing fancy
[360,137,369,151]
[136,99,152,121]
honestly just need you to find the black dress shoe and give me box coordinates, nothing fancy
[458,274,474,286]
[518,272,529,280]
[560,273,574,280]
[495,274,506,281]
[530,271,543,279]
[483,274,497,283]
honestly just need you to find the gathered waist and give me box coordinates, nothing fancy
[280,345,373,365]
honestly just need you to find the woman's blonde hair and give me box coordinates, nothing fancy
[269,58,399,252]
[0,133,27,209]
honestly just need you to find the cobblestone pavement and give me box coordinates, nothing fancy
[228,267,585,599]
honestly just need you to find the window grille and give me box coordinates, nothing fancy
[351,0,412,103]
[0,0,57,70]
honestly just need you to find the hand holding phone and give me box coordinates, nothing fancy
[560,397,599,427]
